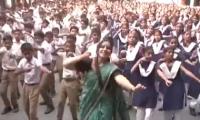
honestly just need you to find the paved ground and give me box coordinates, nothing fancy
[0,74,199,120]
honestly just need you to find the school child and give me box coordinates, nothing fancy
[131,47,157,120]
[151,29,166,62]
[122,29,143,108]
[23,23,34,45]
[44,31,56,97]
[0,34,19,114]
[12,29,25,97]
[137,19,148,37]
[56,35,81,120]
[52,27,64,82]
[171,23,184,44]
[33,31,55,114]
[158,16,172,39]
[112,21,129,56]
[167,37,181,60]
[179,31,197,98]
[123,29,143,85]
[157,47,200,120]
[143,27,154,47]
[187,44,200,116]
[15,43,52,120]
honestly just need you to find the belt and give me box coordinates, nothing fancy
[3,69,15,72]
[63,78,76,82]
[42,63,51,66]
[24,83,39,86]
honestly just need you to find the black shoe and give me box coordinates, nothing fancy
[40,101,47,105]
[44,106,54,114]
[189,106,197,116]
[12,107,19,113]
[1,106,12,115]
[158,107,163,111]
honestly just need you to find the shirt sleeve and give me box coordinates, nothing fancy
[17,59,24,69]
[36,59,42,67]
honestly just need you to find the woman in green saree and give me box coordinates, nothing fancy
[74,37,145,120]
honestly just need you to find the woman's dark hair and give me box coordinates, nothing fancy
[96,36,114,63]
[97,36,113,53]
[75,59,92,73]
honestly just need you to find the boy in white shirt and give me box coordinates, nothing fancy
[15,43,51,120]
[33,31,54,114]
[0,35,19,114]
[56,35,83,120]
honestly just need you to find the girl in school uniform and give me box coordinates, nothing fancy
[158,37,181,111]
[187,44,200,103]
[171,23,184,44]
[122,29,143,85]
[157,47,200,120]
[120,29,143,108]
[167,37,181,60]
[112,21,129,56]
[179,31,198,96]
[151,30,166,62]
[131,47,158,120]
[159,16,172,39]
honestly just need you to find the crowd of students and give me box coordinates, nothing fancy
[0,0,200,120]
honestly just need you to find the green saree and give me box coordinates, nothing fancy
[79,63,130,120]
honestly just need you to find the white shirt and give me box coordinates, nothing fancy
[0,47,18,70]
[37,40,53,64]
[12,39,25,58]
[58,52,77,79]
[2,24,12,34]
[18,57,42,84]
[87,43,98,58]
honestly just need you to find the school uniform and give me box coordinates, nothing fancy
[159,60,185,110]
[0,47,19,110]
[18,57,42,120]
[179,42,197,84]
[171,31,183,44]
[57,52,80,120]
[112,32,128,56]
[23,31,35,45]
[133,61,157,108]
[188,47,200,99]
[159,25,172,39]
[159,60,185,120]
[152,40,165,62]
[133,61,158,120]
[123,41,143,85]
[2,24,12,35]
[100,28,111,41]
[52,37,65,81]
[12,39,25,61]
[36,40,54,111]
